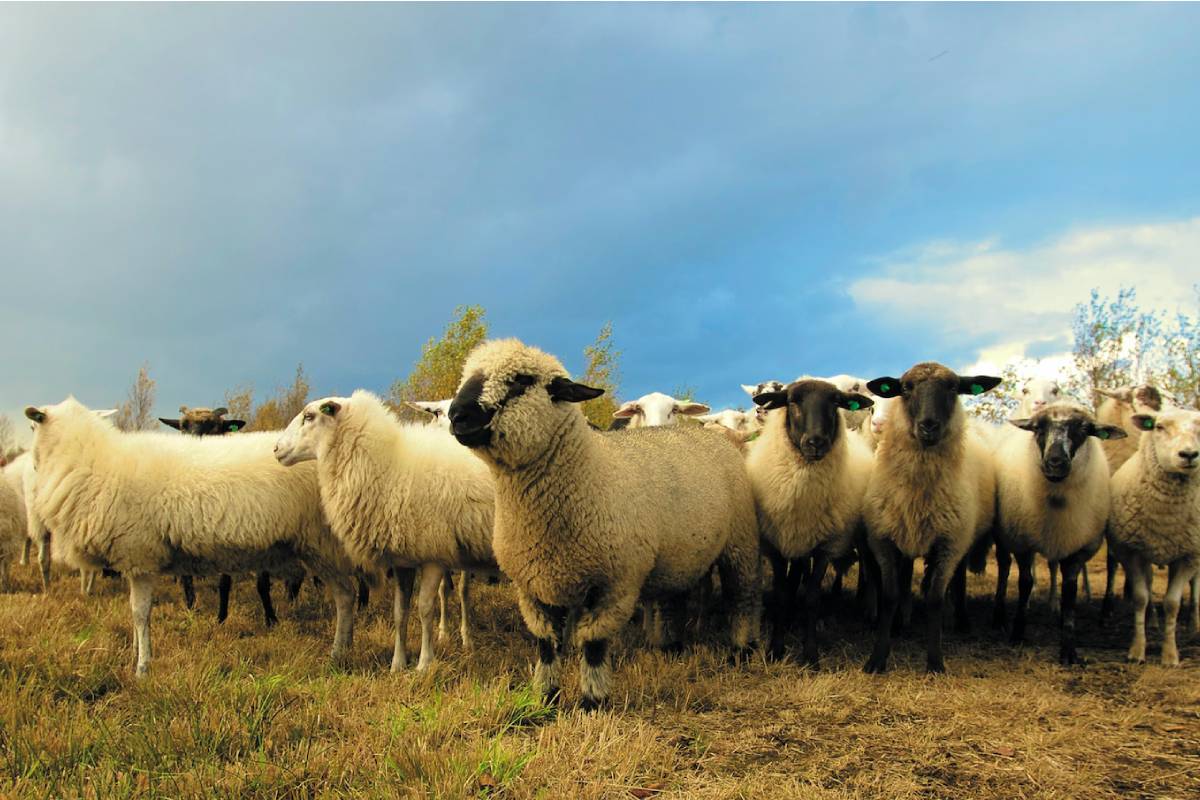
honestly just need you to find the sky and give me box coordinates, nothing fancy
[3,3,1200,440]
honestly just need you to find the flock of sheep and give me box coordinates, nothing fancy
[2,338,1198,709]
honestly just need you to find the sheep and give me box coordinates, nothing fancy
[860,363,1000,674]
[1108,406,1200,666]
[742,380,785,424]
[2,455,29,572]
[25,397,357,676]
[1017,377,1064,417]
[747,379,874,665]
[406,399,452,429]
[274,390,497,671]
[612,391,710,428]
[991,403,1125,663]
[0,475,22,591]
[449,339,761,709]
[696,408,761,435]
[824,375,873,431]
[1097,384,1167,617]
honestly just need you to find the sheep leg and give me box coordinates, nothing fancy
[802,552,830,669]
[992,541,1012,630]
[285,573,303,602]
[1080,561,1093,602]
[658,592,690,654]
[1126,555,1149,663]
[895,556,914,634]
[1059,556,1084,666]
[715,529,763,654]
[181,575,196,610]
[415,563,444,671]
[579,638,610,712]
[20,538,30,566]
[82,570,97,595]
[1102,546,1120,621]
[437,572,451,641]
[37,531,51,593]
[766,550,792,660]
[855,538,879,624]
[390,567,416,672]
[217,574,232,623]
[457,571,473,651]
[1048,560,1060,614]
[1190,573,1200,634]
[257,572,278,628]
[923,545,958,674]
[1160,561,1194,667]
[863,538,900,674]
[356,575,370,610]
[520,595,568,704]
[950,560,970,634]
[129,574,154,677]
[329,580,355,661]
[1010,551,1035,646]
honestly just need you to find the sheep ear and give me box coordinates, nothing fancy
[319,401,341,417]
[212,407,229,417]
[1130,414,1156,432]
[221,419,246,433]
[1097,387,1132,402]
[753,391,787,410]
[159,418,183,430]
[838,392,874,412]
[676,402,710,416]
[24,407,46,424]
[1008,418,1037,432]
[612,401,641,418]
[94,409,118,419]
[740,384,758,396]
[958,375,1002,396]
[547,376,604,404]
[866,377,902,398]
[1088,423,1126,441]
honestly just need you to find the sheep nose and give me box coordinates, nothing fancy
[917,419,940,436]
[804,434,828,451]
[1180,450,1199,464]
[1046,455,1069,471]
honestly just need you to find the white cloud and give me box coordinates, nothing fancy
[848,216,1200,372]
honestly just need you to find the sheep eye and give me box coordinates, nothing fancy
[303,412,315,423]
[510,374,536,387]
[1022,388,1029,395]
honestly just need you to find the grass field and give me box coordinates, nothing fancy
[0,558,1197,800]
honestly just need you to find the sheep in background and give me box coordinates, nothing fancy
[861,364,1000,674]
[1109,406,1200,666]
[275,391,497,671]
[450,339,761,709]
[26,397,358,676]
[992,403,1124,664]
[406,399,452,429]
[742,381,785,424]
[748,380,874,665]
[0,477,22,591]
[825,375,873,431]
[612,391,710,428]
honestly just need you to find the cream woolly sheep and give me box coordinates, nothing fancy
[742,381,785,423]
[25,397,358,676]
[2,455,29,576]
[1109,406,1200,666]
[747,379,874,665]
[991,403,1125,664]
[0,476,22,591]
[860,363,1000,674]
[449,339,761,709]
[612,391,710,428]
[274,390,497,671]
[1017,378,1064,417]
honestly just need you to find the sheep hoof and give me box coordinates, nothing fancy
[1126,650,1146,665]
[1059,647,1085,667]
[543,687,562,707]
[264,614,279,629]
[135,664,149,678]
[579,695,604,713]
[1161,651,1180,668]
[862,654,889,674]
[925,658,946,674]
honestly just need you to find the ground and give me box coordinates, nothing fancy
[0,557,1197,799]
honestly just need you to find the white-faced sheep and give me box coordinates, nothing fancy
[449,339,761,709]
[612,391,710,428]
[747,380,874,665]
[1108,406,1200,666]
[274,390,497,671]
[406,399,452,429]
[991,403,1125,664]
[742,380,785,425]
[25,397,358,676]
[860,363,1000,674]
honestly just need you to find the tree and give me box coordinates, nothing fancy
[1161,286,1200,410]
[1071,287,1163,408]
[248,364,310,431]
[113,363,158,432]
[579,322,622,429]
[222,384,255,422]
[962,361,1024,423]
[387,305,488,421]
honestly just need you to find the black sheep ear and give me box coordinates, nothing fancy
[159,418,182,430]
[1130,414,1156,432]
[319,401,341,417]
[838,392,874,412]
[221,419,246,433]
[958,375,1002,395]
[1008,418,1037,432]
[548,376,604,403]
[866,377,902,398]
[1088,423,1126,441]
[753,391,787,410]
[25,407,46,424]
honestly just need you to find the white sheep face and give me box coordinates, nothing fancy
[1018,378,1062,416]
[869,396,898,436]
[696,409,760,434]
[406,399,452,429]
[612,392,709,428]
[275,397,348,466]
[1132,408,1200,474]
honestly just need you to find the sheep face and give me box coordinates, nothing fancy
[612,392,709,428]
[1009,404,1125,482]
[742,381,784,422]
[405,400,452,429]
[449,339,602,467]
[274,397,346,466]
[696,409,760,434]
[1130,408,1200,474]
[159,406,244,436]
[867,362,1001,448]
[24,398,116,469]
[869,396,898,436]
[1020,379,1062,415]
[755,379,872,462]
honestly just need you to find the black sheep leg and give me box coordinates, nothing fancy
[257,571,278,627]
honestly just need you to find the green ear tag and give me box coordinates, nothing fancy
[880,383,891,392]
[320,404,334,416]
[848,401,861,411]
[1097,430,1109,439]
[1143,418,1154,430]
[971,383,984,395]
[228,424,239,432]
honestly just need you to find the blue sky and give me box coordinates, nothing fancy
[3,3,1200,434]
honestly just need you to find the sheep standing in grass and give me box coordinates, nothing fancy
[1109,407,1200,666]
[612,391,709,428]
[747,380,874,665]
[25,397,358,676]
[860,363,1000,674]
[992,403,1124,664]
[0,477,22,591]
[449,339,761,708]
[275,390,497,671]
[2,455,30,574]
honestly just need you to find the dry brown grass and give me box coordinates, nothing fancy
[0,557,1197,799]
